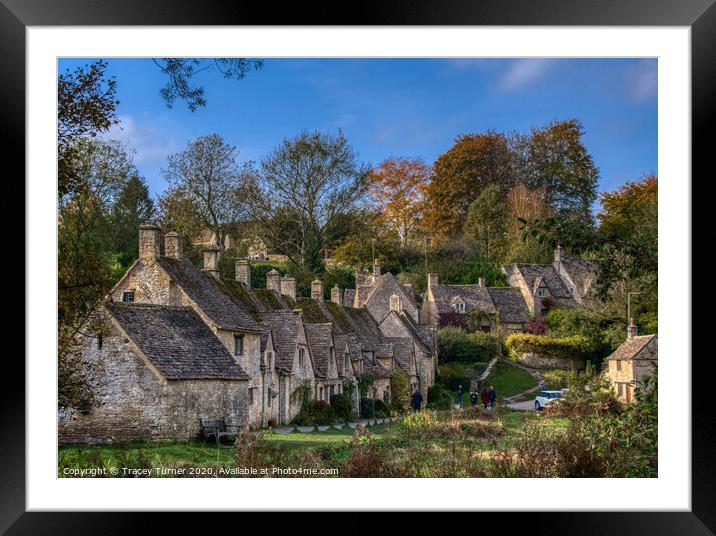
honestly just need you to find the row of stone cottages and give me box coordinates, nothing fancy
[59,224,439,443]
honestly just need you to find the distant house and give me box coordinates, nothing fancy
[604,320,657,403]
[60,224,436,443]
[420,274,530,333]
[502,246,596,316]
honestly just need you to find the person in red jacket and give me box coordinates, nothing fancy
[480,389,489,409]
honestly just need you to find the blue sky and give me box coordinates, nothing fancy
[58,58,657,204]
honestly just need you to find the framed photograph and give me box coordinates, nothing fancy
[6,0,710,529]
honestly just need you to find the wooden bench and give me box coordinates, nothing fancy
[201,418,242,446]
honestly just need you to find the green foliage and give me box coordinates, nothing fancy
[358,373,375,398]
[292,400,336,426]
[463,185,507,263]
[329,393,354,422]
[438,327,499,363]
[426,385,454,410]
[484,362,537,398]
[505,333,595,362]
[374,398,391,418]
[360,398,376,419]
[545,307,608,361]
[389,370,411,413]
[110,176,155,269]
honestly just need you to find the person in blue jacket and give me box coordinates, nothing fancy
[488,385,497,408]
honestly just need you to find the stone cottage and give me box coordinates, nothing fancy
[604,319,658,403]
[420,273,530,333]
[60,224,437,442]
[58,302,250,443]
[502,246,596,316]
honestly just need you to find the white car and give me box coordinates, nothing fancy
[534,390,564,411]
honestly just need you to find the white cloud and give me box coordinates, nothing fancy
[626,59,657,101]
[102,114,185,170]
[498,59,555,91]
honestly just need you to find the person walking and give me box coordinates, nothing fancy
[488,385,497,409]
[454,385,465,409]
[480,389,489,409]
[411,388,423,412]
[470,389,478,407]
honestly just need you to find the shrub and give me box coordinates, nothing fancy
[330,393,354,422]
[438,311,468,329]
[360,398,376,419]
[447,376,471,393]
[374,398,391,418]
[427,385,453,410]
[526,317,548,335]
[438,327,498,363]
[505,333,595,361]
[292,399,336,426]
[389,370,411,413]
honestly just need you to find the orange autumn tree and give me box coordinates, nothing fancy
[366,157,430,247]
[422,132,516,238]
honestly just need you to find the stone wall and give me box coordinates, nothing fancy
[58,316,249,444]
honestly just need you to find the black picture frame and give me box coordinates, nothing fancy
[4,0,710,531]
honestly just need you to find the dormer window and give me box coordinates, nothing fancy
[298,346,306,367]
[122,291,135,303]
[452,301,465,313]
[234,334,244,357]
[536,288,546,298]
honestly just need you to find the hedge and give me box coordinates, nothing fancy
[438,327,498,363]
[330,393,354,421]
[505,333,594,361]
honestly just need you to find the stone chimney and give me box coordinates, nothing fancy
[266,269,281,293]
[355,269,365,287]
[331,285,342,306]
[428,273,439,289]
[627,318,638,340]
[311,279,324,301]
[235,259,251,288]
[138,223,161,262]
[554,245,565,263]
[164,231,182,260]
[389,293,403,313]
[373,259,381,278]
[478,277,485,288]
[202,247,220,280]
[280,275,297,301]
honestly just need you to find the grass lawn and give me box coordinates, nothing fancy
[264,424,388,450]
[486,361,538,399]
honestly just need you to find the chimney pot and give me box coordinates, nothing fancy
[627,318,638,339]
[478,277,485,288]
[280,275,297,301]
[138,223,161,262]
[235,259,251,288]
[266,269,281,292]
[331,285,343,306]
[555,245,565,263]
[373,259,381,278]
[311,279,324,301]
[428,273,439,288]
[202,247,220,280]
[164,231,182,260]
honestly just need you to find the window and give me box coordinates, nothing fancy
[234,334,244,357]
[319,386,324,400]
[536,288,546,298]
[249,387,256,405]
[616,360,622,372]
[480,325,491,333]
[97,333,103,350]
[298,347,306,367]
[452,301,465,313]
[267,352,273,368]
[122,291,135,303]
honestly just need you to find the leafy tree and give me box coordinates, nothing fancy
[247,130,369,272]
[525,119,599,221]
[110,175,155,268]
[422,131,517,237]
[366,157,430,246]
[160,134,252,253]
[463,184,507,263]
[503,184,553,264]
[58,60,120,199]
[152,58,263,112]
